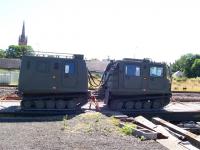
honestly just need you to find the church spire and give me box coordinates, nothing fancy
[18,21,28,45]
[22,21,25,38]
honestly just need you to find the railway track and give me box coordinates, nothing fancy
[1,102,200,122]
[0,108,199,122]
[1,90,200,122]
[0,109,82,118]
[123,110,200,122]
[172,91,200,93]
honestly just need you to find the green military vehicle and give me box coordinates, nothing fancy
[18,54,88,110]
[18,54,171,112]
[100,58,171,111]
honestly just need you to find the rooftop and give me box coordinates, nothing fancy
[0,58,21,69]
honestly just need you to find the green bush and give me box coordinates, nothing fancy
[191,59,200,77]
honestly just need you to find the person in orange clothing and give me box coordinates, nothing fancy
[88,91,100,111]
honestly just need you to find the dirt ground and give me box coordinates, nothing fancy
[0,87,17,97]
[0,87,199,149]
[0,112,167,150]
[172,92,200,102]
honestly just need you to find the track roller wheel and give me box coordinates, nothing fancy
[135,101,142,109]
[143,100,151,109]
[35,100,45,109]
[67,100,77,109]
[56,100,66,109]
[22,101,32,109]
[162,99,170,107]
[152,100,161,109]
[125,101,134,110]
[110,100,123,110]
[46,100,55,109]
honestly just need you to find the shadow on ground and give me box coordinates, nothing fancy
[0,105,81,123]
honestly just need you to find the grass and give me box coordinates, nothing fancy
[65,112,122,136]
[61,115,68,131]
[121,122,137,135]
[172,77,200,92]
[140,136,146,141]
[110,116,120,126]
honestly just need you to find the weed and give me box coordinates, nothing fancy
[110,116,120,126]
[140,136,146,141]
[95,117,100,122]
[81,112,101,119]
[62,115,68,130]
[121,123,137,135]
[86,124,93,134]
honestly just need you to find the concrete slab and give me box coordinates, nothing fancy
[165,102,200,112]
[0,101,20,112]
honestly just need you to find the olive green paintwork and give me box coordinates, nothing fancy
[18,55,88,94]
[105,58,171,96]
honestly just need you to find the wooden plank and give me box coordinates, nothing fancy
[113,115,128,119]
[179,141,199,150]
[134,116,188,150]
[156,125,189,150]
[152,117,200,149]
[134,116,157,129]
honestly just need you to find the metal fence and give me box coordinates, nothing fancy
[0,70,19,85]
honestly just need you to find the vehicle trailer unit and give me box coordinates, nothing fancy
[18,54,88,111]
[101,58,171,111]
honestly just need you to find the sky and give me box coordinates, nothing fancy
[1,0,200,63]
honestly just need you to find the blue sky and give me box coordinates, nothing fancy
[1,0,200,63]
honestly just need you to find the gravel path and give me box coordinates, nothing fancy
[172,92,200,102]
[0,112,167,150]
[0,87,17,97]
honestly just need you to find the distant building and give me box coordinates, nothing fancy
[0,58,21,85]
[86,59,109,73]
[0,58,21,69]
[172,71,185,78]
[18,21,28,45]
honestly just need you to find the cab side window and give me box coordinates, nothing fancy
[150,67,163,77]
[65,63,75,74]
[125,65,140,76]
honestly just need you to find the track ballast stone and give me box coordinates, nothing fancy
[0,112,167,150]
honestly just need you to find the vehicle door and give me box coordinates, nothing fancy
[148,65,164,90]
[61,60,77,88]
[123,63,143,89]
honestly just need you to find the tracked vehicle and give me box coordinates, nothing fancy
[100,58,171,111]
[18,53,88,110]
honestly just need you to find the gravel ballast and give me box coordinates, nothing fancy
[0,112,167,150]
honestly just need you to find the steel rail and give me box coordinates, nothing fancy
[123,110,200,122]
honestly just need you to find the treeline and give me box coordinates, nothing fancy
[171,53,200,78]
[0,45,34,58]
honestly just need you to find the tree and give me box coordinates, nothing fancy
[191,59,200,77]
[171,53,200,78]
[0,49,5,58]
[171,53,193,73]
[5,45,34,58]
